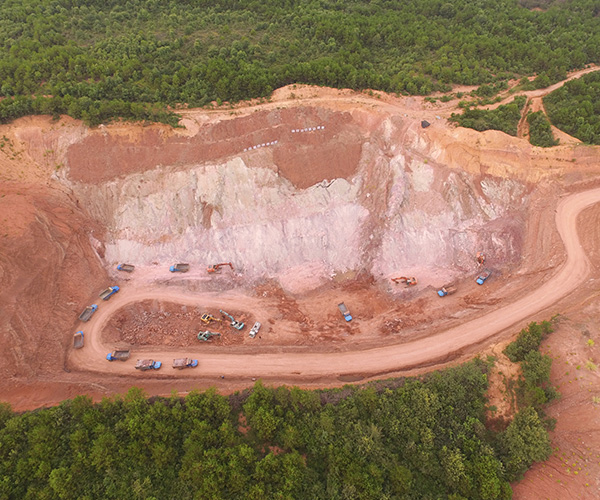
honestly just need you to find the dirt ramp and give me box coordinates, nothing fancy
[0,184,106,381]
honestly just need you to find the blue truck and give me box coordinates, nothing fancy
[170,263,190,273]
[338,303,352,322]
[135,359,162,370]
[79,304,98,322]
[437,285,457,297]
[99,286,120,300]
[106,350,131,361]
[73,331,84,349]
[172,358,198,369]
[476,269,492,285]
[117,263,135,272]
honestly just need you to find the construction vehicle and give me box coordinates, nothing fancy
[391,276,418,286]
[337,303,353,322]
[476,252,486,267]
[117,263,135,272]
[135,359,162,370]
[207,262,233,274]
[249,322,261,338]
[73,331,84,349]
[476,269,492,285]
[201,313,222,324]
[219,309,244,330]
[106,349,131,361]
[437,286,457,297]
[197,331,221,342]
[170,263,190,273]
[79,304,98,322]
[99,286,120,300]
[172,358,198,369]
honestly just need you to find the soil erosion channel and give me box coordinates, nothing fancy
[72,187,598,379]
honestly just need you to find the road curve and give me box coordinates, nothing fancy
[70,187,600,380]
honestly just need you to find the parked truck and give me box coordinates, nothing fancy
[73,331,84,349]
[476,269,492,285]
[437,286,457,297]
[117,263,135,272]
[170,263,190,273]
[106,350,131,361]
[249,322,261,338]
[99,286,120,300]
[79,304,98,322]
[172,358,198,369]
[337,303,352,322]
[135,359,162,370]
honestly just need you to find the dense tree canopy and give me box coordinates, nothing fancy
[527,110,559,147]
[449,96,527,136]
[544,71,600,145]
[0,352,556,499]
[1,0,600,124]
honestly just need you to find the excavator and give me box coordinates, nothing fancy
[201,313,222,324]
[476,252,486,267]
[391,276,418,286]
[197,331,221,342]
[207,262,234,273]
[219,309,244,330]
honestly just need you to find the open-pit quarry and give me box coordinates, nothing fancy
[2,80,600,498]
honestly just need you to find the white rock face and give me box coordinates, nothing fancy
[73,157,368,277]
[66,117,528,285]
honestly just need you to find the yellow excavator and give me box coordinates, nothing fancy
[207,262,234,273]
[391,276,418,286]
[201,313,222,324]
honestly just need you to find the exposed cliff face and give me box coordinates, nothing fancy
[61,108,529,284]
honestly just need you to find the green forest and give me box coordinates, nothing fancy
[1,0,600,124]
[544,71,600,145]
[0,322,556,499]
[527,111,558,147]
[449,96,526,136]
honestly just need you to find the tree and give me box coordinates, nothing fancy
[500,407,551,481]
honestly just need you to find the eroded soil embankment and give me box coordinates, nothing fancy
[66,107,363,188]
[0,183,107,380]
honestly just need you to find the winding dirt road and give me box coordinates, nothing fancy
[69,186,599,381]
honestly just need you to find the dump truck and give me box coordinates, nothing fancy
[73,331,84,349]
[476,269,492,285]
[79,304,98,322]
[117,263,135,272]
[106,350,131,361]
[249,322,261,338]
[135,359,162,370]
[99,286,120,300]
[338,303,352,322]
[172,358,198,369]
[437,286,457,297]
[198,331,221,341]
[170,263,190,273]
[219,309,244,330]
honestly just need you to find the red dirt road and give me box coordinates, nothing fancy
[71,187,599,380]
